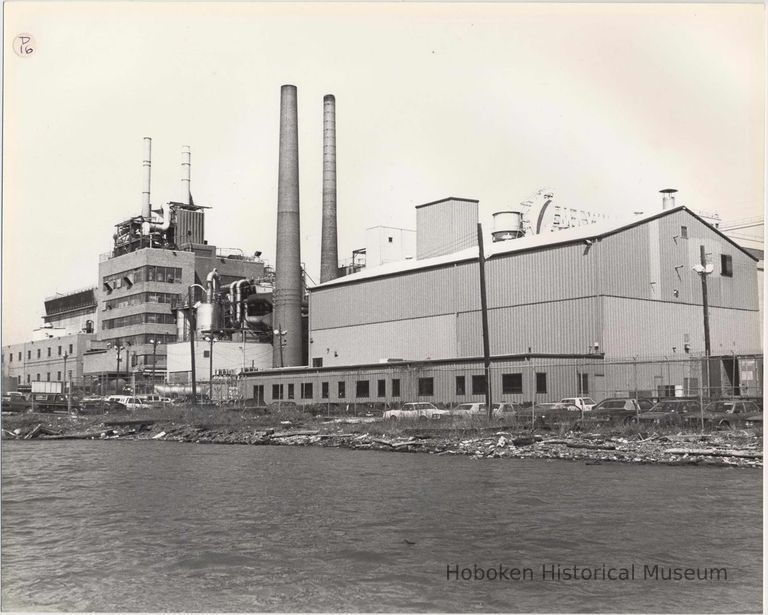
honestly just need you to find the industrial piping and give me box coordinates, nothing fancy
[320,94,339,283]
[273,84,303,367]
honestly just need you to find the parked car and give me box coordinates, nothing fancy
[383,402,450,420]
[635,399,701,426]
[492,402,523,419]
[451,403,488,417]
[12,393,80,414]
[76,396,128,415]
[531,402,583,428]
[558,397,597,411]
[1,392,28,413]
[139,394,172,406]
[682,399,763,430]
[579,398,641,426]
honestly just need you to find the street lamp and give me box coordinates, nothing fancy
[273,325,287,368]
[149,338,161,394]
[107,341,125,393]
[203,332,218,402]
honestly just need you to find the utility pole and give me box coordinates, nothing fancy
[188,285,199,406]
[477,223,493,420]
[696,245,713,402]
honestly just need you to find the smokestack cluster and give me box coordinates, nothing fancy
[273,84,304,367]
[320,94,339,283]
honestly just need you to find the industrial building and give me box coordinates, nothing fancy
[240,191,762,406]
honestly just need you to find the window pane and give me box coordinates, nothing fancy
[418,377,434,396]
[472,375,486,395]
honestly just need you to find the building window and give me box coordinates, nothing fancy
[203,350,210,358]
[502,373,523,395]
[58,346,62,356]
[8,353,11,363]
[37,349,41,359]
[535,372,547,394]
[721,254,733,277]
[27,350,31,360]
[388,236,393,243]
[312,358,323,367]
[321,382,329,399]
[377,379,386,397]
[472,375,486,395]
[456,376,465,396]
[338,381,346,398]
[577,373,589,395]
[36,373,40,381]
[27,375,30,383]
[272,384,283,400]
[57,371,61,380]
[680,226,688,239]
[18,352,21,361]
[418,377,434,396]
[301,383,313,399]
[46,372,50,381]
[287,384,294,399]
[392,379,400,398]
[46,347,51,357]
[68,344,73,354]
[68,370,72,380]
[356,380,370,398]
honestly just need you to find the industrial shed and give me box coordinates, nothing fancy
[308,206,760,366]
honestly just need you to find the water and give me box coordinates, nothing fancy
[1,441,761,613]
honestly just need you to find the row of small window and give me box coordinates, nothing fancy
[102,313,177,330]
[20,371,73,383]
[103,266,184,292]
[272,378,403,400]
[5,344,75,363]
[269,373,550,400]
[104,292,181,310]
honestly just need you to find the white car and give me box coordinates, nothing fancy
[139,394,172,406]
[451,402,488,417]
[557,397,596,411]
[383,402,451,420]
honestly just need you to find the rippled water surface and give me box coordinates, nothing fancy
[1,441,761,612]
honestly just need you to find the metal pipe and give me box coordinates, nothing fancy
[320,94,339,283]
[181,145,191,205]
[273,84,303,367]
[142,137,152,234]
[205,268,220,303]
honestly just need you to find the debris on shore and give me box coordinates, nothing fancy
[2,414,761,468]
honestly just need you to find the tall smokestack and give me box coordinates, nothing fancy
[660,188,678,210]
[141,137,152,234]
[181,145,191,205]
[320,94,339,283]
[273,84,303,367]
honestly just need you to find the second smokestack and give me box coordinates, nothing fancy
[320,94,339,283]
[273,84,303,367]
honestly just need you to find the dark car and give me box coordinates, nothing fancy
[636,399,701,426]
[579,398,641,426]
[531,403,583,429]
[683,399,763,430]
[76,397,128,415]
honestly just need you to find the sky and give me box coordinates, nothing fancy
[2,2,765,345]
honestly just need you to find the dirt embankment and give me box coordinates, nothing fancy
[2,409,762,468]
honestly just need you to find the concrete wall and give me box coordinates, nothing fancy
[166,340,272,382]
[2,333,95,389]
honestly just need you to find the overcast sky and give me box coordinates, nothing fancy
[3,2,764,345]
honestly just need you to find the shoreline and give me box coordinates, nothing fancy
[2,410,762,468]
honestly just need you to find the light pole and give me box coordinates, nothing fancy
[273,325,287,368]
[204,332,217,402]
[63,352,70,413]
[149,338,160,394]
[108,341,125,394]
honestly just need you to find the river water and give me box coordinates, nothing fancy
[1,441,761,613]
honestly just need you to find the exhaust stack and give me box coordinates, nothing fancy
[320,94,339,283]
[273,84,303,367]
[141,137,152,234]
[660,188,678,210]
[181,145,191,205]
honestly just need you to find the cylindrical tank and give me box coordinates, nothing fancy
[491,210,524,242]
[176,309,188,342]
[196,303,221,336]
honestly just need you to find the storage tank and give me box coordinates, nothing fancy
[196,302,221,336]
[491,210,524,242]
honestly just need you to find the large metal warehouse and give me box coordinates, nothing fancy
[239,198,761,406]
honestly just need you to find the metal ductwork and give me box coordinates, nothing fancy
[660,188,677,210]
[181,145,191,205]
[141,137,152,235]
[273,84,303,367]
[205,268,220,303]
[320,94,339,283]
